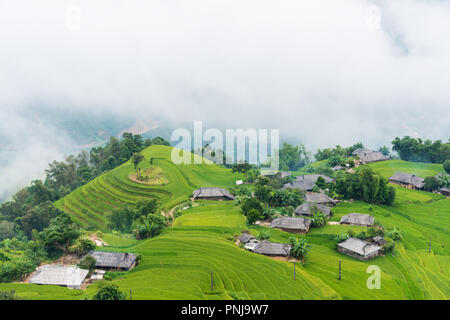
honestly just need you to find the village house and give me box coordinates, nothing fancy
[270,217,311,234]
[252,240,291,258]
[294,202,332,218]
[239,233,256,244]
[389,172,425,190]
[282,174,334,191]
[352,148,390,164]
[372,235,386,246]
[440,187,450,197]
[29,265,89,290]
[88,251,138,271]
[332,165,345,171]
[337,237,382,260]
[303,192,337,207]
[192,187,235,201]
[340,213,375,227]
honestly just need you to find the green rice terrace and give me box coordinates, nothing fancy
[0,147,448,300]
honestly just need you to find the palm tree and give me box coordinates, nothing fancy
[131,152,145,178]
[289,237,310,264]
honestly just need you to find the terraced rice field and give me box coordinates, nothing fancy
[54,145,243,231]
[2,153,448,300]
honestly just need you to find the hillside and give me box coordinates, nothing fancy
[54,145,243,231]
[1,152,448,300]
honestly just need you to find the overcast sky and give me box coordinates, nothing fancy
[0,0,449,200]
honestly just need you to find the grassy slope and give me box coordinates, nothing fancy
[368,159,444,179]
[54,145,243,231]
[1,155,448,300]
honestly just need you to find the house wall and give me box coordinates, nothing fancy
[196,196,229,201]
[389,180,421,190]
[337,247,380,261]
[276,227,308,234]
[341,222,372,227]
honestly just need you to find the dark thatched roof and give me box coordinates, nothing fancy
[239,233,255,244]
[295,202,332,217]
[340,213,374,226]
[352,149,390,163]
[270,217,311,232]
[303,192,336,205]
[89,251,138,270]
[283,174,334,191]
[389,172,425,189]
[253,240,291,256]
[192,187,235,200]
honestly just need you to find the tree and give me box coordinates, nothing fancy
[423,176,441,192]
[107,206,136,233]
[40,213,80,256]
[131,152,145,178]
[231,161,252,174]
[132,214,165,240]
[0,221,15,241]
[241,198,263,216]
[386,227,404,241]
[93,283,126,300]
[444,160,450,174]
[289,237,310,263]
[279,143,311,171]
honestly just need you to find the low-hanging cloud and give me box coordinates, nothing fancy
[0,0,449,200]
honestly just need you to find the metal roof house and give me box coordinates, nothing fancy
[88,251,138,270]
[340,213,375,227]
[270,217,311,234]
[352,149,390,164]
[29,265,89,289]
[295,202,332,218]
[192,187,235,201]
[337,237,382,260]
[389,172,425,189]
[252,240,291,258]
[283,174,334,191]
[303,192,337,207]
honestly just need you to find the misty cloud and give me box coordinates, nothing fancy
[0,0,449,200]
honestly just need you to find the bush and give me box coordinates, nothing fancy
[386,227,404,241]
[256,230,271,241]
[355,231,367,240]
[382,241,395,254]
[335,232,350,242]
[311,212,327,228]
[246,209,262,225]
[93,283,126,300]
[0,290,20,300]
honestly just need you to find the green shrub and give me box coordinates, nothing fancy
[246,209,262,225]
[256,230,271,241]
[78,255,97,273]
[93,283,126,300]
